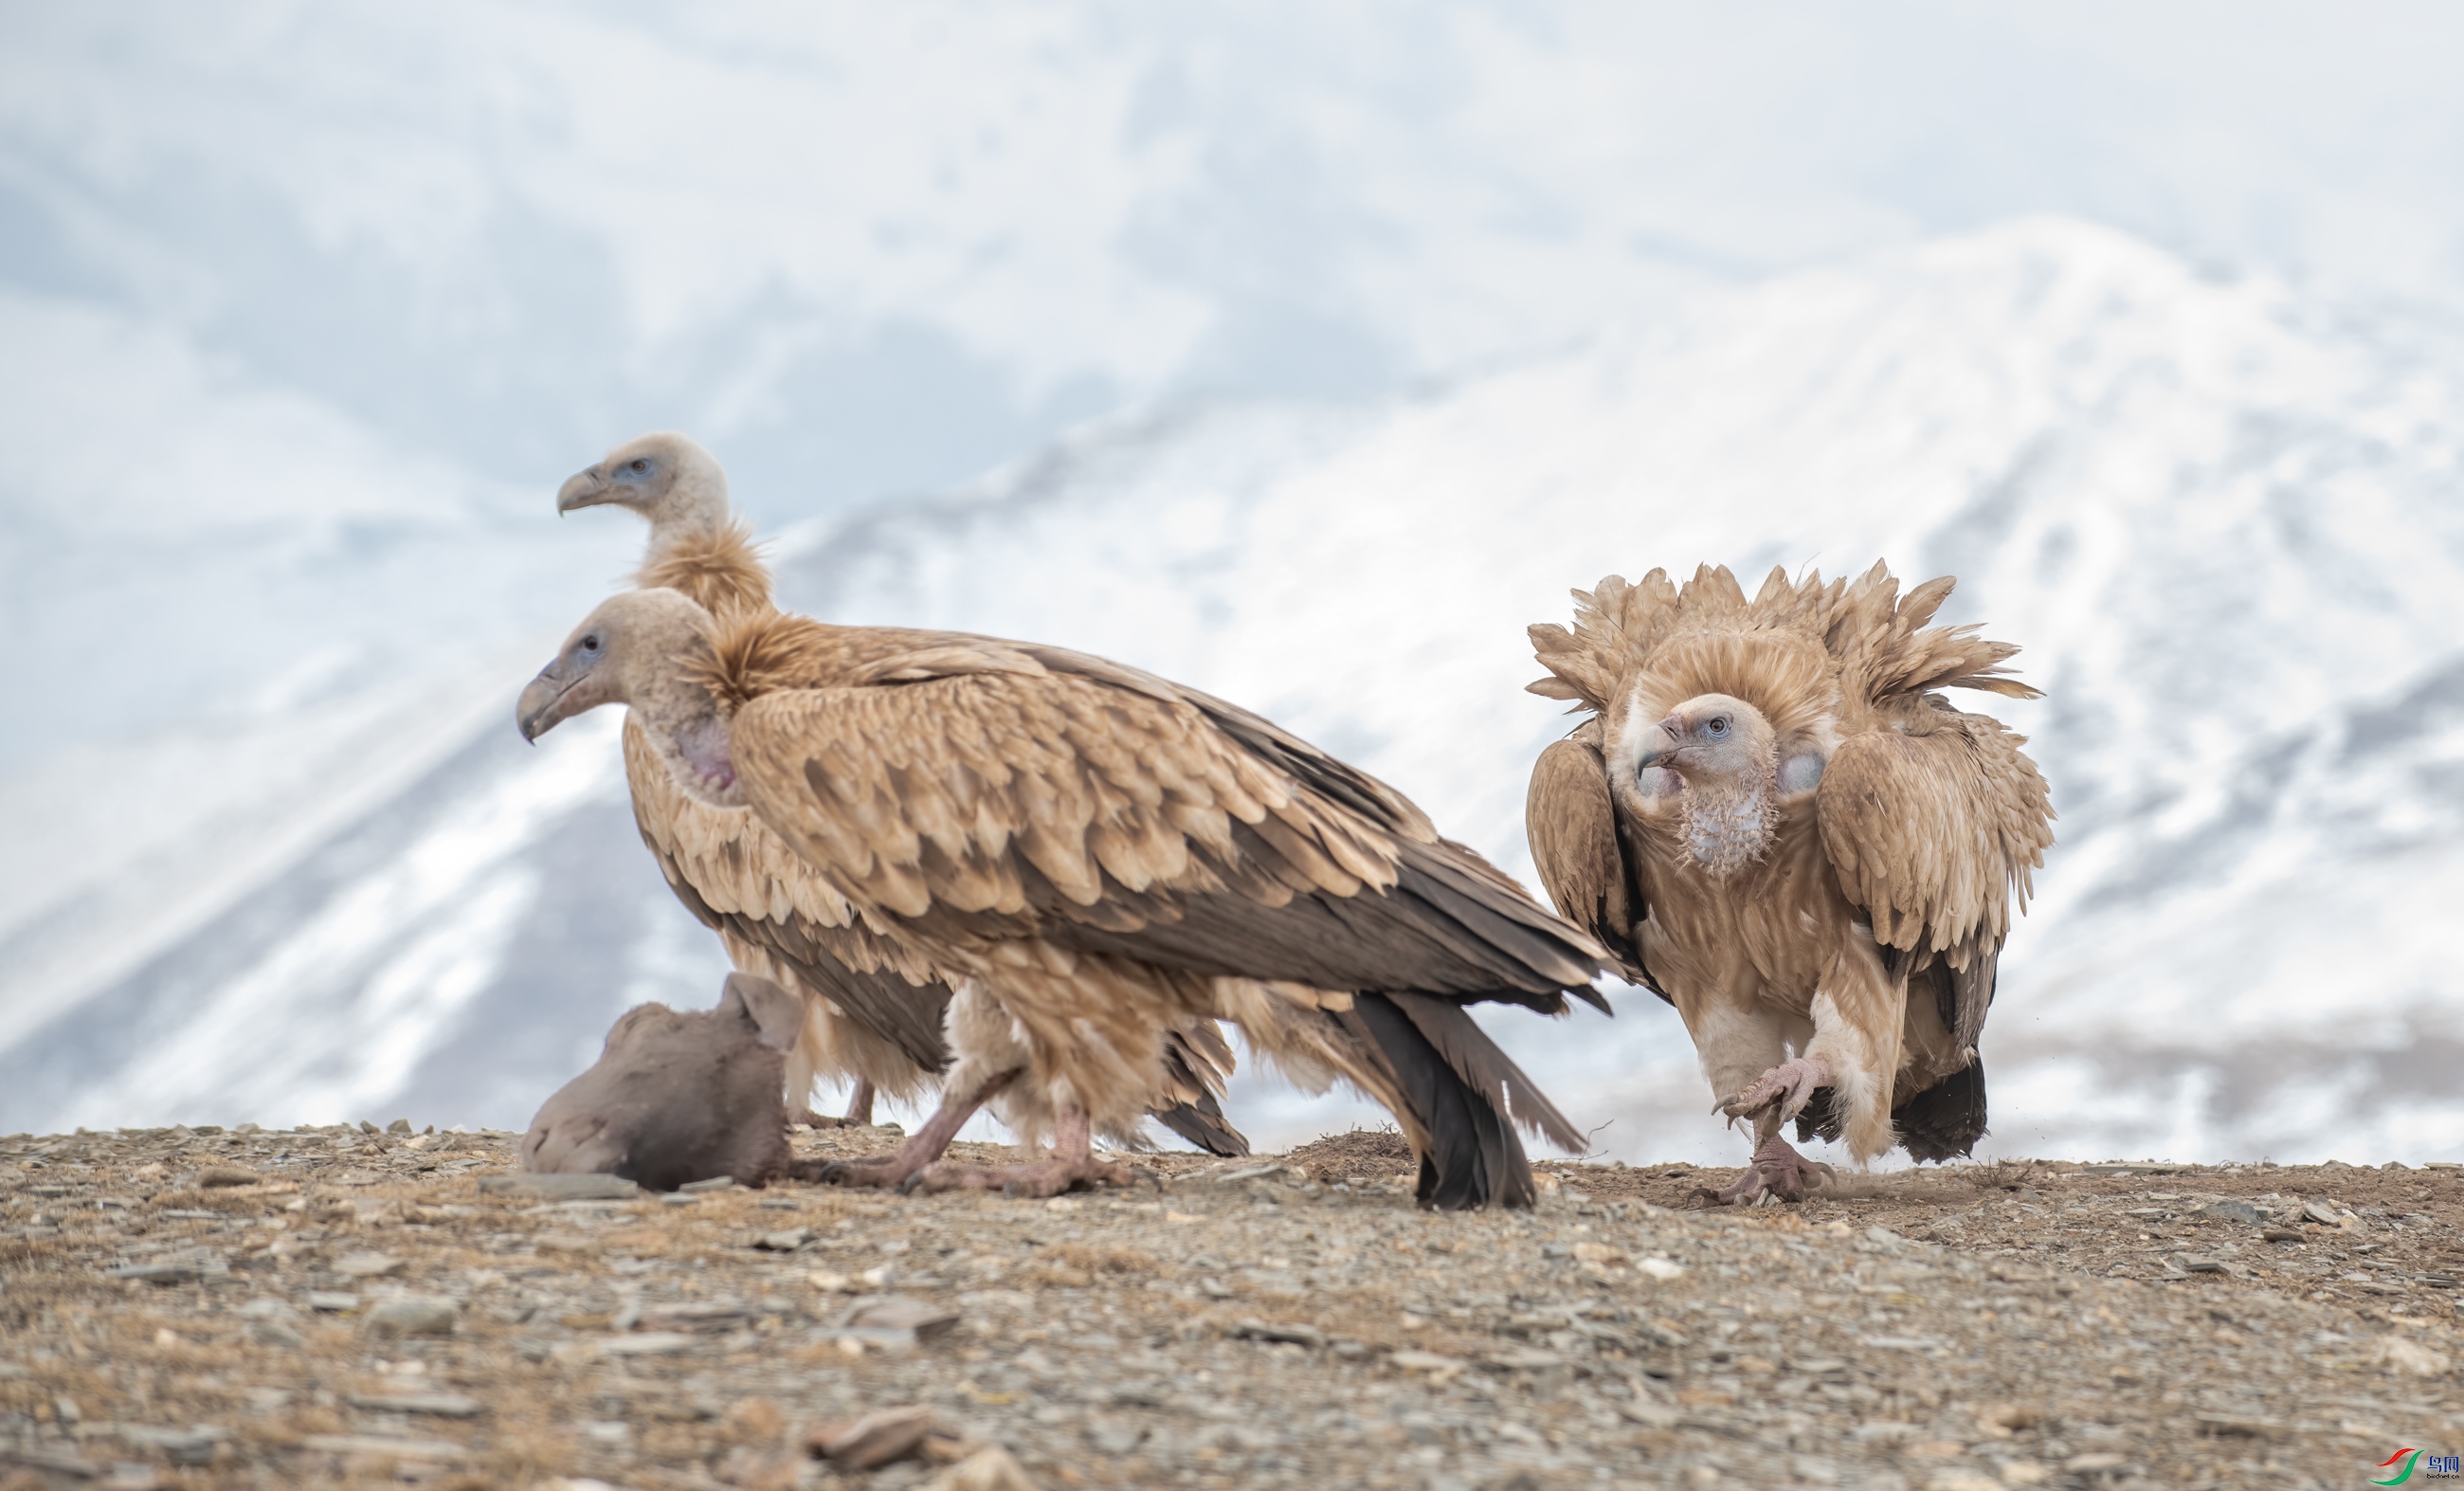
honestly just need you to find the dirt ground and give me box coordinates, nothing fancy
[3,1121,2459,1490]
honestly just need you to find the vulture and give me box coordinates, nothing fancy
[553,432,1245,1155]
[1523,563,2054,1204]
[517,587,1608,1208]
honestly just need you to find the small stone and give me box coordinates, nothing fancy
[387,1119,413,1135]
[2195,1200,2260,1226]
[348,1391,482,1417]
[2375,1336,2454,1377]
[2300,1200,2347,1227]
[1229,1318,1325,1350]
[116,1426,228,1466]
[808,1405,940,1469]
[2180,1257,2231,1274]
[2192,1413,2276,1438]
[919,1445,1039,1491]
[754,1227,814,1251]
[195,1166,263,1188]
[333,1250,406,1278]
[1570,1242,1626,1265]
[2260,1227,2304,1243]
[844,1295,962,1338]
[679,1175,738,1193]
[305,1291,359,1313]
[299,1433,468,1461]
[1388,1349,1469,1378]
[1635,1256,1686,1281]
[589,1332,698,1357]
[108,1262,202,1285]
[362,1294,459,1338]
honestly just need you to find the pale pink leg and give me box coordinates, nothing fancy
[902,1103,1147,1198]
[805,1070,1014,1189]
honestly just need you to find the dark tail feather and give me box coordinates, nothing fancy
[1350,992,1534,1210]
[1150,1025,1248,1156]
[1893,1058,1988,1162]
[1386,991,1587,1155]
[1150,1092,1249,1157]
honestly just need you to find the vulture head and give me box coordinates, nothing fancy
[557,431,730,542]
[1627,692,1785,877]
[516,588,747,807]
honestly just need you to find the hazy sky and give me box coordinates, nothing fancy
[5,1,2464,758]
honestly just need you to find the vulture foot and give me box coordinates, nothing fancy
[807,1073,1008,1190]
[1719,1056,1831,1126]
[790,1107,867,1131]
[1709,1134,1834,1206]
[900,1101,1146,1199]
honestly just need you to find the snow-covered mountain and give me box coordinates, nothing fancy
[7,218,2462,1166]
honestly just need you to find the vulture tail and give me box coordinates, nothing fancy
[1792,1061,1988,1161]
[1347,992,1582,1210]
[1893,1059,1988,1162]
[1150,1024,1249,1157]
[1150,1092,1249,1157]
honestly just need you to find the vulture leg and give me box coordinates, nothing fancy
[840,1079,876,1127]
[1712,1059,1837,1205]
[904,1102,1147,1199]
[788,1079,880,1130]
[810,1070,1017,1190]
[1711,1123,1835,1205]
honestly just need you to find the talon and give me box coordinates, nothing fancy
[816,1162,851,1186]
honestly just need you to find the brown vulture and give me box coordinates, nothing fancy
[551,432,1243,1155]
[517,587,1608,1208]
[1523,563,2054,1203]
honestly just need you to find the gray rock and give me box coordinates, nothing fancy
[348,1391,482,1417]
[1228,1318,1325,1349]
[363,1295,459,1338]
[2197,1200,2262,1226]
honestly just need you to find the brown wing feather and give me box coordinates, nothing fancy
[731,668,1603,1006]
[1524,724,1649,986]
[1815,698,2055,992]
[623,714,953,1072]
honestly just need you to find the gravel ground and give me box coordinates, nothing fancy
[3,1122,2460,1489]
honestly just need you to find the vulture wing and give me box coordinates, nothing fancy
[623,715,953,1074]
[1524,722,1655,992]
[1813,700,2055,1050]
[729,662,1606,1009]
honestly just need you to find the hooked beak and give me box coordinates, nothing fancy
[556,464,614,515]
[1635,713,1686,769]
[517,665,589,742]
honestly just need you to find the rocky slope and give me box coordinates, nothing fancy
[3,1127,2458,1489]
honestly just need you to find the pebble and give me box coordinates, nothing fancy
[362,1295,459,1338]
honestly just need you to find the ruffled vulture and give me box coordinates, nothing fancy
[550,433,1244,1155]
[1524,564,2054,1203]
[518,587,1608,1208]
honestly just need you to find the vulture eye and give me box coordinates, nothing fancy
[581,633,603,655]
[627,458,650,474]
[1707,717,1730,736]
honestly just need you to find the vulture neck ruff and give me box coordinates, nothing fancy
[635,518,772,623]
